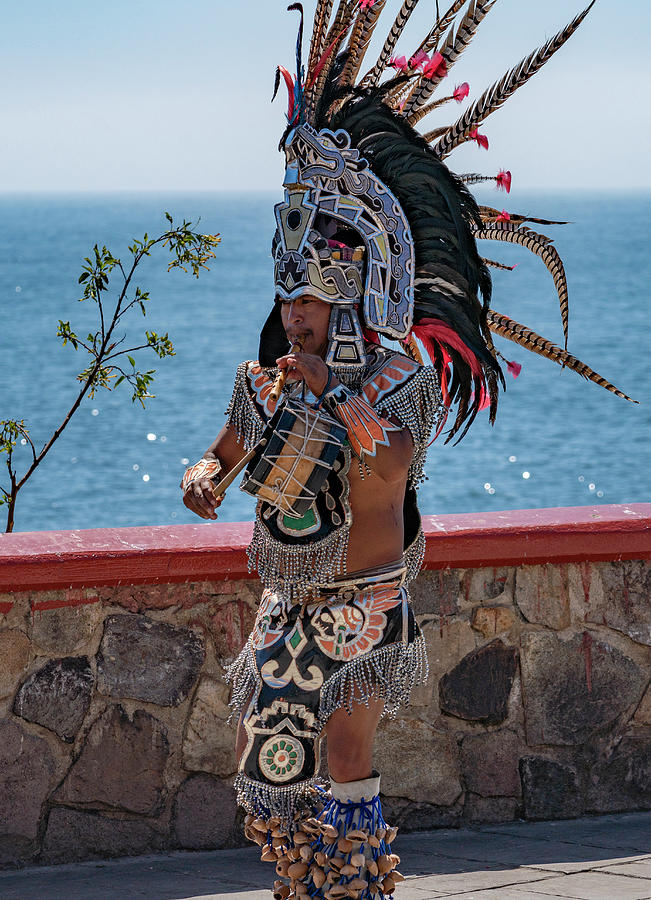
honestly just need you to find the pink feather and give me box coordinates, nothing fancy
[469,128,489,150]
[422,52,447,79]
[496,170,512,193]
[453,82,470,102]
[389,54,409,72]
[409,49,429,71]
[507,360,522,378]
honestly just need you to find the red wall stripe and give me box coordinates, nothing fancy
[0,505,649,592]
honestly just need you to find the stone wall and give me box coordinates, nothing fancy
[0,511,649,868]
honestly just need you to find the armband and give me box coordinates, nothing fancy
[180,458,222,494]
[322,383,399,458]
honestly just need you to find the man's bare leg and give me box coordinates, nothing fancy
[325,697,384,783]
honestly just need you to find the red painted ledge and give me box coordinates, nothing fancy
[0,505,649,592]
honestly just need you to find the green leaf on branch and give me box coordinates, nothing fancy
[0,419,30,455]
[57,320,80,350]
[146,331,175,359]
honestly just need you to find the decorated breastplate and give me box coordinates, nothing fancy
[227,363,353,598]
[225,350,445,598]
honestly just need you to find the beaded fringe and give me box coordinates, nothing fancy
[225,361,266,451]
[235,772,325,828]
[379,365,445,486]
[225,630,428,727]
[404,527,426,584]
[224,640,258,724]
[247,515,350,601]
[318,635,429,727]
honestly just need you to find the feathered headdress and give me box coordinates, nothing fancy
[268,0,634,441]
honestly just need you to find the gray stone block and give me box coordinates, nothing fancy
[410,569,460,617]
[55,705,169,815]
[13,656,93,742]
[0,720,56,856]
[172,774,238,850]
[520,631,646,746]
[182,676,237,777]
[42,807,163,863]
[31,593,103,655]
[460,730,522,797]
[588,560,651,646]
[464,794,519,823]
[0,629,31,701]
[96,614,205,706]
[515,564,571,629]
[375,718,462,805]
[587,734,651,813]
[379,795,463,831]
[439,639,518,725]
[520,756,583,820]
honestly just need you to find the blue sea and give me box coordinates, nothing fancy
[0,191,648,534]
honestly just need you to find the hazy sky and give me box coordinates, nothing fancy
[2,0,649,191]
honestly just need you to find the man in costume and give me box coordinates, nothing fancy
[182,2,632,897]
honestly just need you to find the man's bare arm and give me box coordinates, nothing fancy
[182,424,247,520]
[276,350,414,485]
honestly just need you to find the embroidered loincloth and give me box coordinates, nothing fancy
[226,565,428,825]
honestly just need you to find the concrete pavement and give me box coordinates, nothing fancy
[0,812,649,900]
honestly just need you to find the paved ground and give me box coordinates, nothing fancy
[0,812,649,900]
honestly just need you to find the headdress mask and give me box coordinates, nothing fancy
[259,1,634,436]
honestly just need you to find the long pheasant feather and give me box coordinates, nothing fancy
[341,0,387,86]
[460,173,499,186]
[404,0,496,120]
[409,92,458,126]
[308,0,333,79]
[385,76,418,109]
[361,0,422,87]
[423,124,450,142]
[483,257,516,271]
[487,310,636,403]
[479,206,569,226]
[418,0,468,57]
[306,0,356,120]
[474,223,569,347]
[433,1,596,159]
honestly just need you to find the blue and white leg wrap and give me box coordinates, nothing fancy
[294,772,403,899]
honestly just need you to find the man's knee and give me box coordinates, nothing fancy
[325,699,384,782]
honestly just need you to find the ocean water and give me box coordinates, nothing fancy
[0,191,648,534]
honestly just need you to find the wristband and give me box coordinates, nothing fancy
[180,457,223,494]
[323,384,399,458]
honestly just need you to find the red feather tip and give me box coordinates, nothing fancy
[468,128,489,150]
[422,52,447,79]
[276,65,296,120]
[453,82,470,102]
[477,389,491,411]
[388,54,409,72]
[507,360,522,378]
[496,170,512,193]
[359,0,376,7]
[496,209,511,222]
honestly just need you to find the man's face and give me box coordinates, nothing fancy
[279,295,331,358]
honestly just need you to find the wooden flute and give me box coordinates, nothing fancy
[269,339,303,402]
